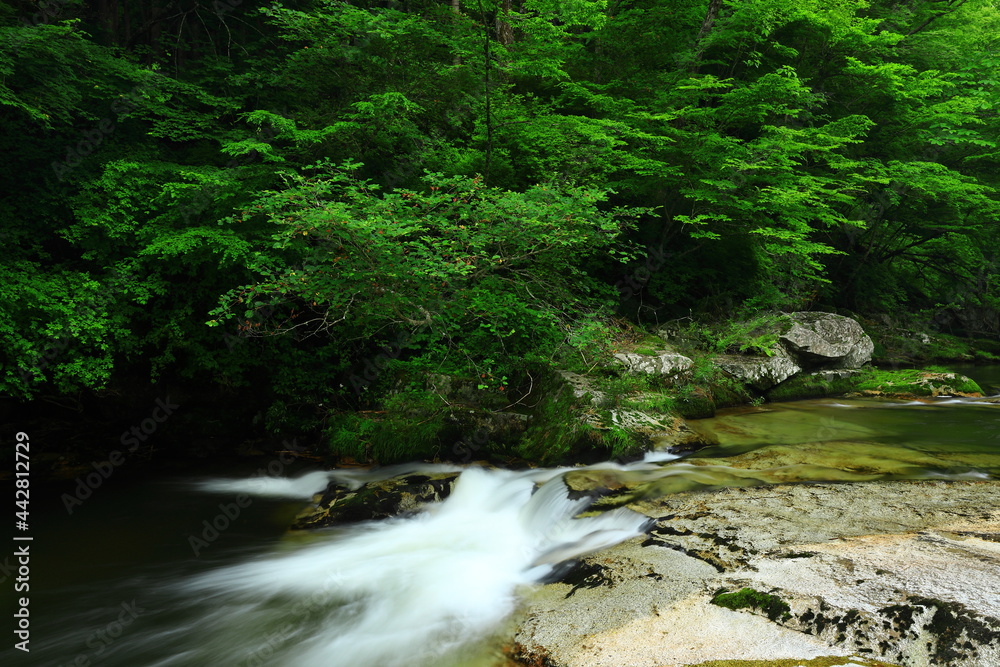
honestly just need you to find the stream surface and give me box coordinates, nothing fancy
[5,368,1000,667]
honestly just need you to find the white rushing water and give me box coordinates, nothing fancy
[149,464,654,667]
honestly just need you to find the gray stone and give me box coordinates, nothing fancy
[512,479,1000,667]
[556,370,607,406]
[781,311,874,369]
[714,351,802,391]
[612,351,693,380]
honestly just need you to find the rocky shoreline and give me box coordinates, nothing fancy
[509,479,1000,667]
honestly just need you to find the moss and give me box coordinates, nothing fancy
[710,587,792,622]
[855,367,982,397]
[675,385,716,419]
[622,390,676,415]
[909,596,1000,664]
[688,354,755,408]
[632,334,670,355]
[765,366,982,401]
[766,372,859,402]
[518,383,603,465]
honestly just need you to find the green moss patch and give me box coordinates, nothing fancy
[710,587,792,622]
[766,371,860,402]
[767,367,983,402]
[855,367,982,397]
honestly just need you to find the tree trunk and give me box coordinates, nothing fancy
[691,0,723,71]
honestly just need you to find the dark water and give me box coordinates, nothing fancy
[4,383,999,666]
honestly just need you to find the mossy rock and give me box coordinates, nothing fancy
[711,587,792,622]
[766,370,861,402]
[854,367,982,397]
[767,367,983,402]
[291,472,459,529]
[675,385,716,419]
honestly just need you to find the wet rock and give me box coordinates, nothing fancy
[290,472,459,529]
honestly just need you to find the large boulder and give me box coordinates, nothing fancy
[713,352,802,392]
[780,311,874,369]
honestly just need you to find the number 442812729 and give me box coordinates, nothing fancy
[15,432,29,527]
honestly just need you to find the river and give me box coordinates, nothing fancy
[4,368,999,667]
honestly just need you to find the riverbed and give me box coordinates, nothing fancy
[4,372,999,667]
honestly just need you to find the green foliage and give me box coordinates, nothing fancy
[517,384,600,465]
[4,0,1000,465]
[208,162,644,384]
[681,313,792,357]
[326,391,446,464]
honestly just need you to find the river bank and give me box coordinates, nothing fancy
[5,312,999,483]
[511,478,1000,667]
[5,390,999,667]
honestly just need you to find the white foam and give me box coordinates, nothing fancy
[174,467,649,667]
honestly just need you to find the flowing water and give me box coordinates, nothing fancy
[5,374,1000,667]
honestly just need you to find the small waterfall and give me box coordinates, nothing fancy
[152,465,651,667]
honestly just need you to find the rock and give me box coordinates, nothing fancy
[766,369,864,401]
[673,385,716,419]
[609,408,667,432]
[556,370,607,406]
[650,416,715,453]
[854,369,982,398]
[780,311,875,370]
[612,351,694,380]
[710,313,875,394]
[512,480,1000,667]
[714,352,802,392]
[290,471,459,529]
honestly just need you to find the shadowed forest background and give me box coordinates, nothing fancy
[2,0,999,461]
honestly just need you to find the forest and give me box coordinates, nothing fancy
[2,0,999,461]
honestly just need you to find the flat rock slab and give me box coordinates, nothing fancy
[512,480,1000,667]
